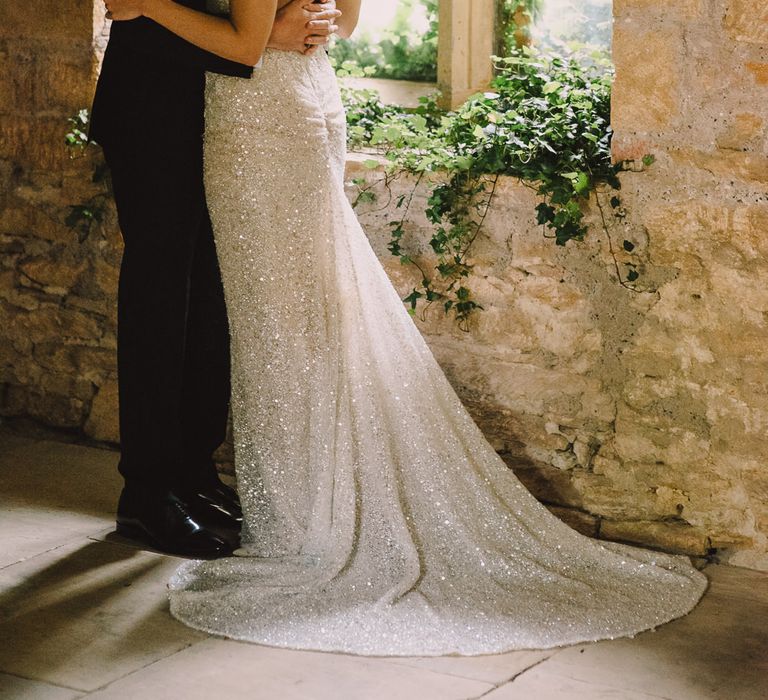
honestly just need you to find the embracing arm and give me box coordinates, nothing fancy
[334,0,360,39]
[105,0,342,60]
[134,0,277,65]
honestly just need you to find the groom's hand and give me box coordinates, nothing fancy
[268,0,341,54]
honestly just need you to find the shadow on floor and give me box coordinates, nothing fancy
[0,541,167,682]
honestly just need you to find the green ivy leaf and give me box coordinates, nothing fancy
[573,171,590,195]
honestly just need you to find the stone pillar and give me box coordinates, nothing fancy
[608,0,768,569]
[438,0,496,109]
[0,2,120,440]
[0,2,105,172]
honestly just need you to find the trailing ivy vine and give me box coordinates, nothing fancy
[345,46,645,330]
[64,109,111,242]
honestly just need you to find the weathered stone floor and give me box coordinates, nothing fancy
[0,427,766,700]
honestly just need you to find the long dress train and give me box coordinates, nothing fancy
[168,45,706,656]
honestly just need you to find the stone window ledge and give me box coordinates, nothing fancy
[339,77,438,108]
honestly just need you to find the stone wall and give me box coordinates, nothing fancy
[0,2,119,441]
[1,1,767,570]
[604,0,768,569]
[355,0,768,570]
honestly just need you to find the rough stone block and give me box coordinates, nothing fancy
[611,134,657,164]
[745,62,768,86]
[724,1,768,45]
[67,295,113,321]
[645,201,768,268]
[0,199,76,244]
[19,255,85,292]
[0,42,94,115]
[7,305,103,347]
[613,0,705,20]
[1,383,85,428]
[674,148,768,184]
[0,116,76,170]
[31,342,78,375]
[84,379,119,444]
[0,1,93,41]
[716,113,765,151]
[599,519,712,556]
[39,371,94,403]
[612,25,682,133]
[0,44,12,112]
[73,346,117,377]
[92,256,120,298]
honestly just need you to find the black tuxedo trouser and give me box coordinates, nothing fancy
[103,138,230,492]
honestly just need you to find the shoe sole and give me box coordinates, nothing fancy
[115,520,231,558]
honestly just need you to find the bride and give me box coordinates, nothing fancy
[104,0,706,656]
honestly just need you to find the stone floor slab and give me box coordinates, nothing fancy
[0,508,113,571]
[0,673,83,700]
[86,639,494,700]
[0,540,206,692]
[0,431,122,568]
[382,649,554,684]
[0,431,121,515]
[483,666,672,700]
[87,528,189,557]
[502,564,768,700]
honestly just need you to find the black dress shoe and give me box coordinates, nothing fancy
[198,481,242,519]
[116,487,231,557]
[178,488,242,531]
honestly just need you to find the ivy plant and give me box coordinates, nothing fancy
[344,46,643,329]
[64,110,111,242]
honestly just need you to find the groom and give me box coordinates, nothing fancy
[90,0,341,556]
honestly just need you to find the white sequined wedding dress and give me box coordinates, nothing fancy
[168,8,707,656]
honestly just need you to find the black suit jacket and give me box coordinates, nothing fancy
[90,0,254,149]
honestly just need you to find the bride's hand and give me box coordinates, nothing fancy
[104,0,150,21]
[303,2,341,55]
[268,0,341,54]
